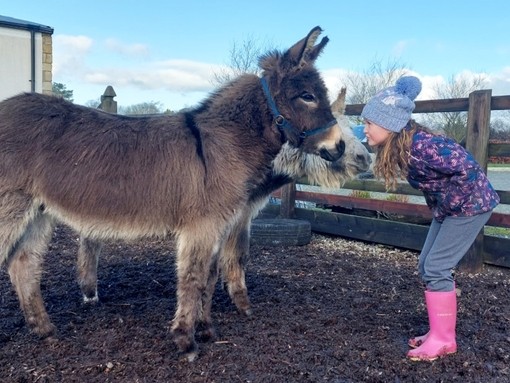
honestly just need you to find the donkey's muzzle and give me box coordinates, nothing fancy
[319,140,345,162]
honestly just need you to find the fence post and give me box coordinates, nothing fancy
[279,181,296,218]
[98,85,117,113]
[459,89,492,272]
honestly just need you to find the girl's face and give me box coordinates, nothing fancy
[363,120,392,146]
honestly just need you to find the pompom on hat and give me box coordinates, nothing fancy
[361,76,422,133]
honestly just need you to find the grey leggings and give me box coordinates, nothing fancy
[418,211,493,292]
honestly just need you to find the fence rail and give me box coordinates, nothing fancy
[275,90,510,271]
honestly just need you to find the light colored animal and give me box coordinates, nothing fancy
[0,26,345,361]
[76,87,372,317]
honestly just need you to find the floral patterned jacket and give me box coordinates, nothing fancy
[406,130,500,222]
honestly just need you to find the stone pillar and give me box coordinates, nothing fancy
[98,86,117,113]
[42,33,53,95]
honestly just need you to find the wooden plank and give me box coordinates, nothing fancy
[491,95,510,111]
[340,179,423,196]
[258,204,510,268]
[488,143,510,158]
[295,192,431,217]
[494,190,510,205]
[279,182,296,218]
[297,178,509,205]
[345,98,471,115]
[272,189,510,227]
[466,90,492,171]
[344,95,510,116]
[273,188,510,227]
[484,236,510,268]
[293,208,428,251]
[462,90,493,272]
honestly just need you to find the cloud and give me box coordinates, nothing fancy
[487,66,510,96]
[53,34,93,76]
[321,67,350,102]
[392,39,413,57]
[104,38,149,57]
[51,34,510,111]
[52,34,225,94]
[417,74,444,100]
[83,60,223,92]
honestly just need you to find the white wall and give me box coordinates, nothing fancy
[0,26,43,101]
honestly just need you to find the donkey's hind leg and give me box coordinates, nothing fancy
[195,248,220,343]
[2,198,56,339]
[77,237,102,303]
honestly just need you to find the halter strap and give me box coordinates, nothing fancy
[260,77,336,140]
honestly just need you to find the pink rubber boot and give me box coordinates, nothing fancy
[407,290,457,361]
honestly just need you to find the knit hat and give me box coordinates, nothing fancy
[361,76,422,133]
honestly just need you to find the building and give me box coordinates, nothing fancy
[0,15,54,101]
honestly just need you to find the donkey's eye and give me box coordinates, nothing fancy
[300,92,316,103]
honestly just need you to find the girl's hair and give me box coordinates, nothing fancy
[372,120,432,190]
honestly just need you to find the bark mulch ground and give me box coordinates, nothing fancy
[1,225,509,382]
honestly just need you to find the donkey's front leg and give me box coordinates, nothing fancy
[220,214,252,316]
[171,230,220,362]
[77,237,103,303]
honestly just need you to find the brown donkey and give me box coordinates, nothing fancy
[0,26,344,361]
[75,87,373,319]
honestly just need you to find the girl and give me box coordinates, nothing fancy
[361,76,500,361]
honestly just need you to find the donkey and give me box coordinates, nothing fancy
[0,26,346,361]
[76,87,373,317]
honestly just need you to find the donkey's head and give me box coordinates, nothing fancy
[259,26,344,162]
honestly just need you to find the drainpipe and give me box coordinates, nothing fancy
[30,29,36,92]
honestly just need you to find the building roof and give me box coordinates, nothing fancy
[0,15,53,34]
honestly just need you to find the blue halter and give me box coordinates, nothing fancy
[260,77,336,141]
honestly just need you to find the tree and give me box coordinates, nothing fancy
[212,35,273,86]
[85,99,101,108]
[52,82,74,102]
[490,113,510,141]
[420,73,487,142]
[119,101,164,115]
[338,57,410,125]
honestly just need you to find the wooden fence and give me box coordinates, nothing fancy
[95,85,510,270]
[270,90,510,272]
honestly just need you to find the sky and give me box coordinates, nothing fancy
[2,0,510,111]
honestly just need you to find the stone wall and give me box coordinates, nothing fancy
[42,33,52,95]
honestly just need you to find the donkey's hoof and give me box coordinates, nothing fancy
[180,350,199,363]
[82,292,99,304]
[172,327,198,360]
[32,322,57,340]
[43,334,59,345]
[236,306,252,316]
[231,292,252,316]
[195,324,216,343]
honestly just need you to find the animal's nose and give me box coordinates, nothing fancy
[319,140,345,162]
[358,152,372,164]
[336,140,346,158]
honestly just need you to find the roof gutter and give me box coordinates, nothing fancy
[30,29,36,92]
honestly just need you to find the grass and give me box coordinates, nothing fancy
[349,190,371,199]
[385,194,410,203]
[488,163,510,169]
[485,226,510,238]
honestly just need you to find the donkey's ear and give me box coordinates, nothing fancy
[285,26,329,69]
[331,87,347,117]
